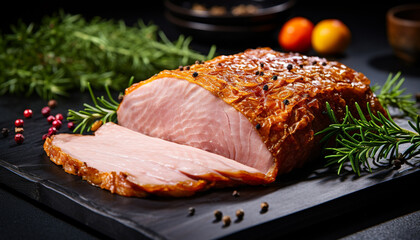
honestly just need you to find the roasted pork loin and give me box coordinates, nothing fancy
[118,48,384,177]
[45,48,384,197]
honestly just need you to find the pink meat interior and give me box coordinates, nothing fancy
[52,123,267,188]
[117,78,274,174]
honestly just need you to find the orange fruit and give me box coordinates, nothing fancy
[312,19,351,55]
[278,17,314,53]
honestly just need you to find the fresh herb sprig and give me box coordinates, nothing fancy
[67,83,118,134]
[317,72,419,175]
[317,102,420,175]
[68,77,134,134]
[0,11,216,99]
[373,72,419,119]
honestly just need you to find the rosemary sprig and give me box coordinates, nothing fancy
[317,102,420,175]
[67,83,119,134]
[0,11,216,99]
[373,72,419,119]
[317,72,419,175]
[68,77,134,134]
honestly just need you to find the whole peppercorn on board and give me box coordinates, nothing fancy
[1,93,419,239]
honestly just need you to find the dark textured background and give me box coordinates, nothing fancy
[1,0,419,239]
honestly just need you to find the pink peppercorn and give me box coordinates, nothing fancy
[23,109,33,118]
[41,106,51,117]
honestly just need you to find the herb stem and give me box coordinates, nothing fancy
[68,83,119,134]
[317,102,420,175]
[374,72,419,119]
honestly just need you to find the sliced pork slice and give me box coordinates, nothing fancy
[44,123,270,197]
[118,47,385,176]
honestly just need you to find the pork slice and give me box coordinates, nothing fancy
[44,123,269,197]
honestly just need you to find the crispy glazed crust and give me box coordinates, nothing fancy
[124,48,385,175]
[43,136,209,197]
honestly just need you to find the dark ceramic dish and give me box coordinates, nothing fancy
[387,4,420,63]
[164,0,296,43]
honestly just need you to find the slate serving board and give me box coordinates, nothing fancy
[0,93,419,240]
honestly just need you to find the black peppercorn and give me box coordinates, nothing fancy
[322,62,327,66]
[260,202,269,213]
[188,207,195,216]
[255,71,260,75]
[232,190,240,197]
[192,72,199,77]
[299,64,304,68]
[283,99,290,105]
[185,66,190,70]
[1,127,9,137]
[271,75,278,80]
[178,66,184,71]
[415,92,420,102]
[259,71,264,76]
[287,64,293,71]
[255,123,261,130]
[222,216,231,227]
[260,63,264,68]
[263,84,268,91]
[48,99,58,109]
[214,210,223,221]
[312,61,317,65]
[235,209,244,220]
[392,159,402,169]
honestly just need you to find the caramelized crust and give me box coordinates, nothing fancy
[125,48,384,174]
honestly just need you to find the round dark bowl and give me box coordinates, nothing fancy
[164,0,296,44]
[387,4,420,63]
